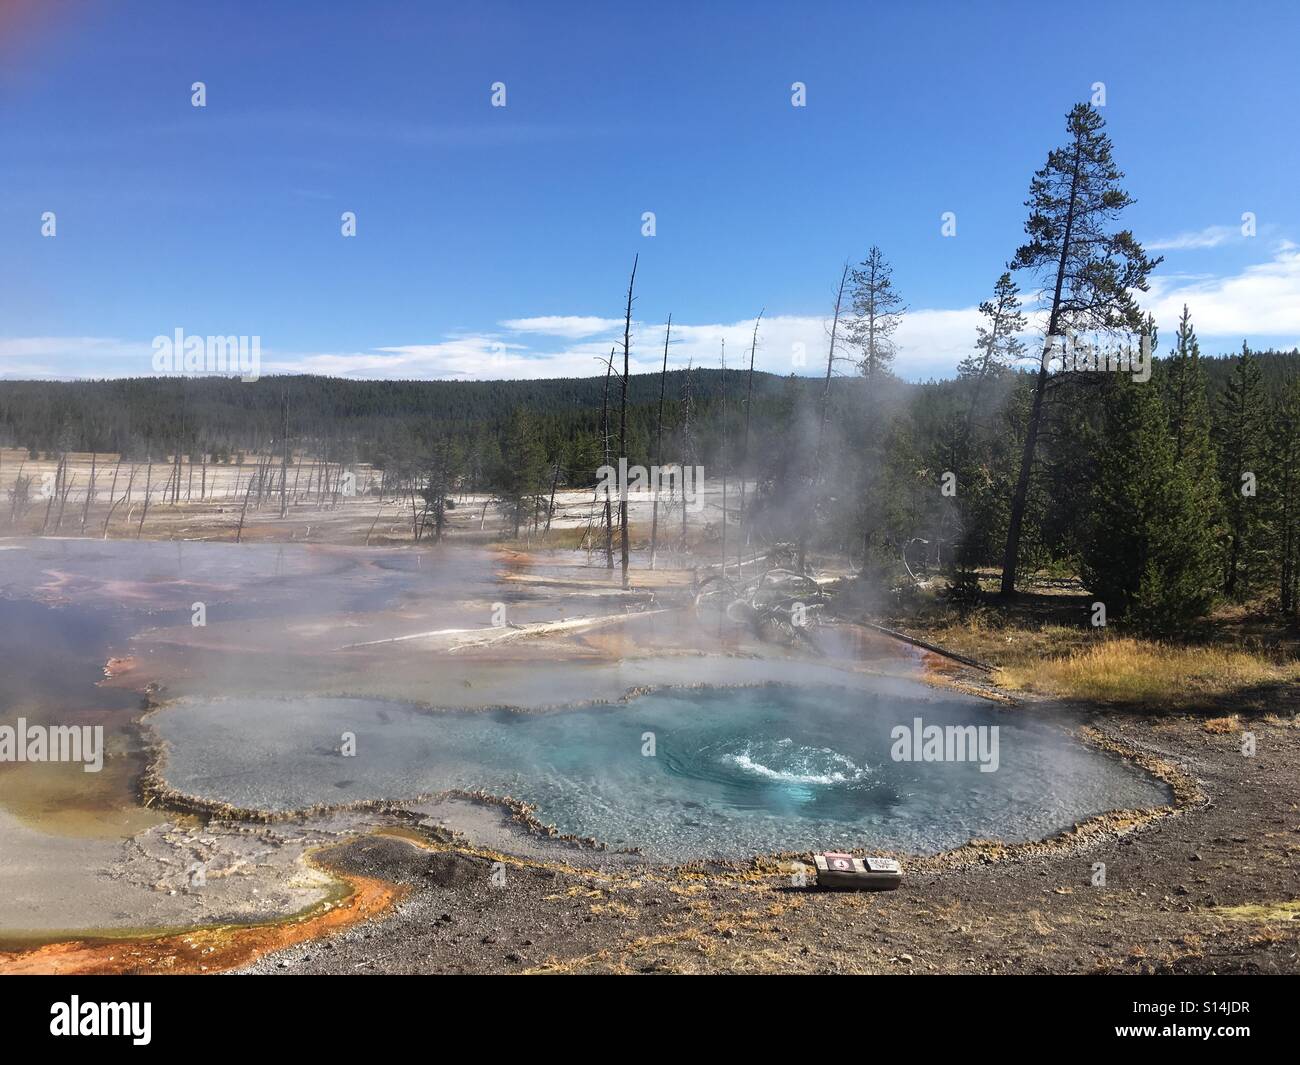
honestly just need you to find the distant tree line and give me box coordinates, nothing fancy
[2,343,1296,625]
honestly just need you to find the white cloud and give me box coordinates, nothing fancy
[0,336,143,361]
[6,247,1298,382]
[895,309,986,376]
[0,336,152,379]
[1146,224,1243,251]
[1141,244,1300,339]
[499,316,623,338]
[274,336,632,380]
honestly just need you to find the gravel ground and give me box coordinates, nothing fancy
[239,707,1300,975]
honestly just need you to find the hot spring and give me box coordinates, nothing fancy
[151,684,1170,862]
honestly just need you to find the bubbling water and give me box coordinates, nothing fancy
[153,685,1170,862]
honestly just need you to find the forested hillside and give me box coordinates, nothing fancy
[2,343,1298,632]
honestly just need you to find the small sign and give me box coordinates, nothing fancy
[812,852,903,891]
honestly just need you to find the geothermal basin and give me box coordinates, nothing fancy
[150,684,1170,862]
[0,536,1171,943]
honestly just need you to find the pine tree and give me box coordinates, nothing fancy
[958,271,1026,439]
[1082,375,1215,632]
[999,102,1160,596]
[1216,342,1266,598]
[1161,305,1221,591]
[846,246,905,380]
[1165,306,1214,466]
[420,437,458,542]
[1264,376,1300,615]
[499,408,546,539]
[957,376,1030,572]
[845,249,904,573]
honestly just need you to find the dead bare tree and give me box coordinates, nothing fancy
[695,555,826,649]
[364,498,385,546]
[106,458,121,514]
[737,309,765,575]
[649,314,672,570]
[158,463,177,513]
[136,462,152,539]
[619,254,637,590]
[55,473,75,531]
[279,392,290,518]
[103,463,136,539]
[544,459,561,538]
[8,461,29,526]
[235,457,258,542]
[41,454,63,532]
[797,264,850,573]
[680,359,696,549]
[600,345,616,570]
[80,452,97,533]
[55,470,75,527]
[740,310,762,519]
[720,339,729,584]
[173,386,186,505]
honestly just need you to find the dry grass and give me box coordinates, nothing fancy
[997,637,1299,709]
[1208,899,1300,922]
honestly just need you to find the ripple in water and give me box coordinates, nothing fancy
[153,685,1171,861]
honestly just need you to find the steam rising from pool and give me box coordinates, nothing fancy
[153,685,1170,861]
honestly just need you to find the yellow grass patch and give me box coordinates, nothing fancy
[1208,899,1300,923]
[997,638,1298,709]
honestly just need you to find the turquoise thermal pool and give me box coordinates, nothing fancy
[151,685,1171,862]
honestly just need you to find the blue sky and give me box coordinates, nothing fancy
[3,0,1298,381]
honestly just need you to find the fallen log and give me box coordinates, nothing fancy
[862,621,994,673]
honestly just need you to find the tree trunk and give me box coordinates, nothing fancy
[235,464,255,542]
[798,266,849,573]
[545,461,560,538]
[56,473,74,530]
[104,464,135,538]
[649,315,672,570]
[137,463,152,539]
[740,310,762,522]
[365,499,385,546]
[720,340,728,583]
[80,452,97,533]
[279,394,290,518]
[601,346,615,570]
[619,255,637,590]
[41,455,63,532]
[999,133,1083,597]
